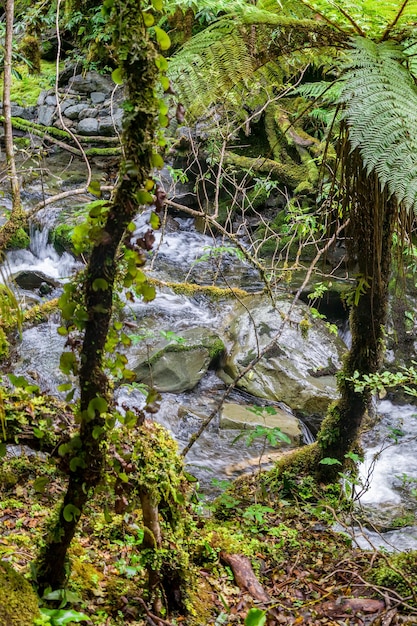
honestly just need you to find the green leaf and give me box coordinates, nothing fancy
[87,396,108,419]
[142,11,154,26]
[40,608,89,625]
[160,75,170,91]
[60,351,78,375]
[136,190,154,204]
[151,0,163,10]
[63,504,81,522]
[0,444,6,458]
[319,457,342,466]
[150,211,160,229]
[245,608,267,626]
[70,457,86,472]
[92,425,104,440]
[92,278,109,291]
[154,26,171,51]
[141,283,156,302]
[151,152,164,169]
[33,476,49,494]
[118,472,129,483]
[87,180,101,197]
[111,67,124,84]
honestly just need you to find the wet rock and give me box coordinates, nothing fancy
[129,327,225,393]
[220,402,302,445]
[218,294,346,416]
[12,270,60,291]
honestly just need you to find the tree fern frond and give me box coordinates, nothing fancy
[301,0,417,38]
[340,37,417,212]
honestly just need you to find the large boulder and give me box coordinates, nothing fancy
[129,327,225,392]
[0,561,40,625]
[218,294,346,417]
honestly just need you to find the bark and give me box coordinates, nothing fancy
[316,161,398,481]
[3,0,22,216]
[35,0,159,590]
[220,552,270,603]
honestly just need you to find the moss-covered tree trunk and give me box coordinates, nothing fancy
[0,0,26,252]
[36,0,159,589]
[316,155,398,481]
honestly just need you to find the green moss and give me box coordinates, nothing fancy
[0,327,9,360]
[19,35,41,74]
[371,552,417,603]
[0,560,40,625]
[1,61,57,106]
[6,227,30,250]
[50,224,74,254]
[23,299,59,326]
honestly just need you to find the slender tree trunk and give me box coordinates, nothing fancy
[3,0,22,215]
[316,159,397,481]
[35,0,159,590]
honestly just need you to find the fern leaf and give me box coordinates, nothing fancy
[340,37,417,212]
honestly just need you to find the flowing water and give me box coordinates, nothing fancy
[1,161,417,550]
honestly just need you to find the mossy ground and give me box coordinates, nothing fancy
[0,440,416,625]
[1,61,58,106]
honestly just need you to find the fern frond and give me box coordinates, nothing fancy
[169,11,344,118]
[340,37,417,212]
[300,0,417,38]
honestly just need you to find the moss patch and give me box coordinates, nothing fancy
[0,560,40,625]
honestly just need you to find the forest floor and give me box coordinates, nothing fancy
[1,439,417,626]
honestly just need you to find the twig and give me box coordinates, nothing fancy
[135,597,175,626]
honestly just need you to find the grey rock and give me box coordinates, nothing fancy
[218,294,346,416]
[37,105,55,126]
[90,91,106,104]
[60,98,77,113]
[79,108,98,120]
[77,117,99,135]
[98,115,116,136]
[68,71,113,95]
[130,327,225,393]
[64,103,89,120]
[45,95,57,106]
[10,104,36,121]
[37,90,47,106]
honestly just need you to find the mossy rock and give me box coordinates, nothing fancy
[6,227,30,250]
[50,223,74,254]
[0,560,40,625]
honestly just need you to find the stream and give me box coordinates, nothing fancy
[1,155,417,552]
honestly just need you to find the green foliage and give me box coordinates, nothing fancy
[340,38,417,213]
[245,607,266,626]
[348,363,417,397]
[301,0,417,38]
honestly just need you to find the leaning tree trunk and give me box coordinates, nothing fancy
[35,0,159,589]
[316,151,398,482]
[0,0,26,251]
